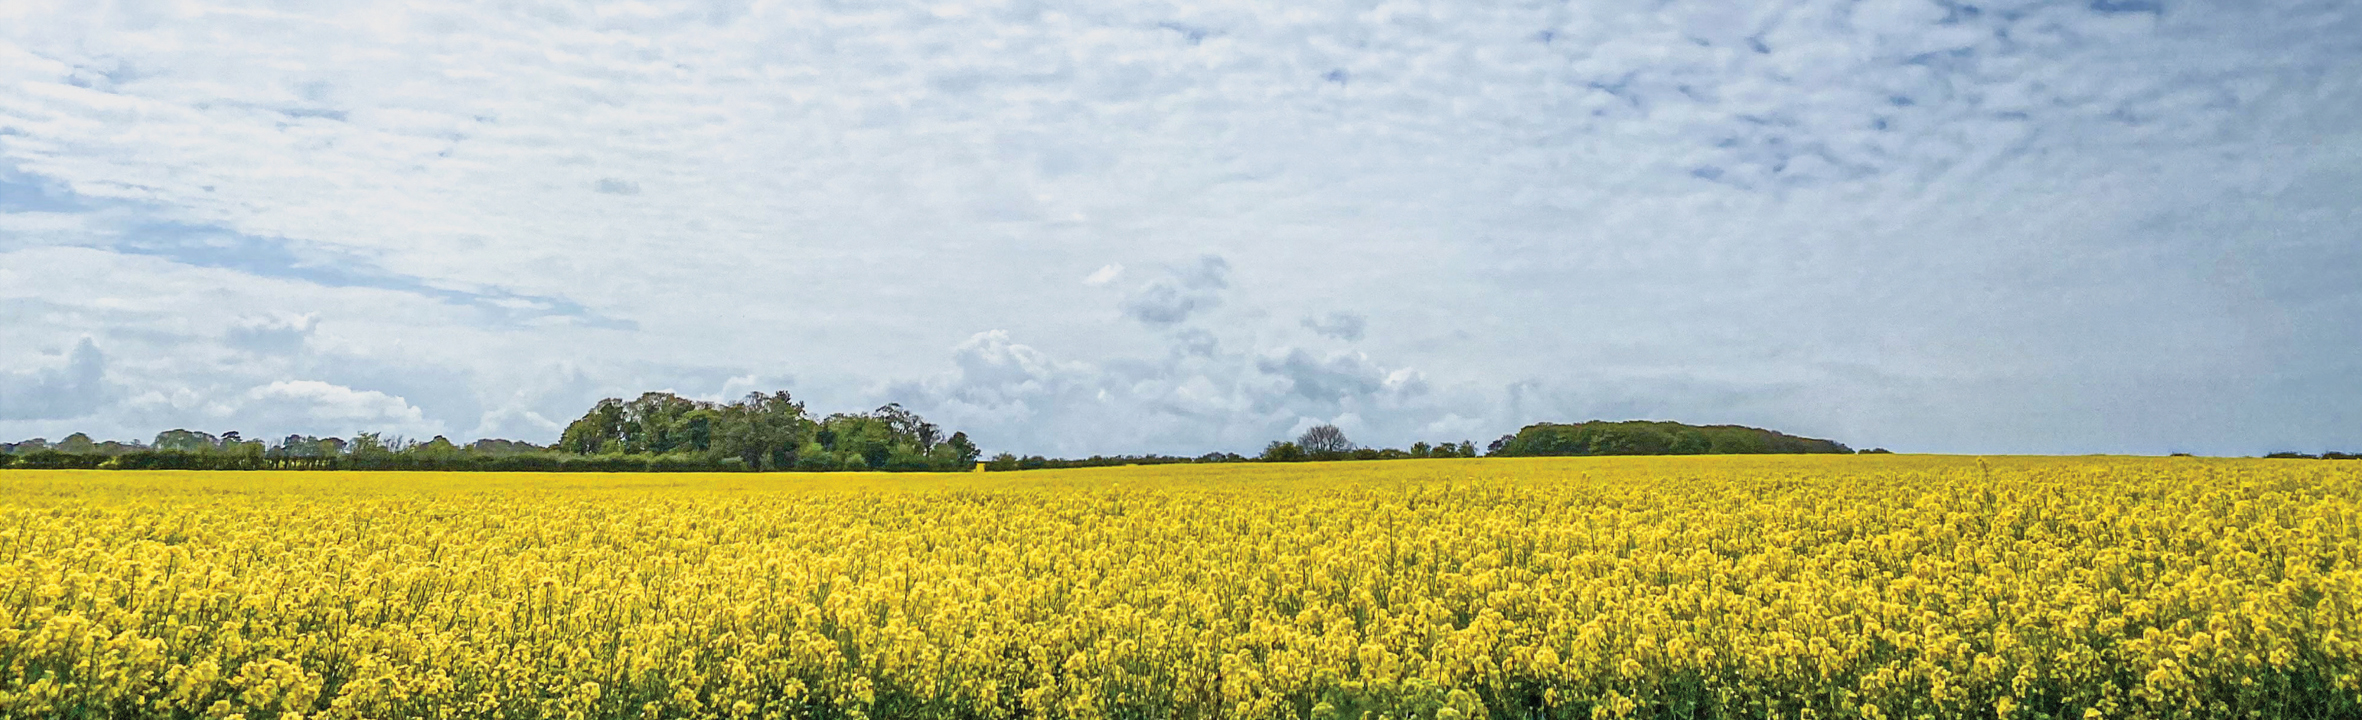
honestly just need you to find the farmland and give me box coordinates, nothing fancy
[1,456,2357,719]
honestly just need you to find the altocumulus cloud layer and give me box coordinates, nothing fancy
[2,0,2358,456]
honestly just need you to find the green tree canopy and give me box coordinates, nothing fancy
[1487,421,1850,457]
[556,393,975,472]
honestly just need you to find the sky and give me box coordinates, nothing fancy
[1,0,2357,457]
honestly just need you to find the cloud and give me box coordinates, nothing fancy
[887,328,1471,457]
[1256,349,1388,404]
[1121,256,1230,326]
[239,380,441,438]
[0,337,110,421]
[0,0,2357,456]
[467,406,566,441]
[1301,311,1366,341]
[225,314,317,355]
[1171,328,1220,358]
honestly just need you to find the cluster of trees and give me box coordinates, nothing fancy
[0,429,604,471]
[976,425,1479,472]
[1484,421,1855,457]
[0,391,980,473]
[2265,451,2360,460]
[980,452,1243,471]
[557,392,979,472]
[0,432,148,457]
[1252,425,1480,464]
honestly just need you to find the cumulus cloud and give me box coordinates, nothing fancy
[225,314,318,355]
[932,330,1090,412]
[239,380,442,438]
[1256,349,1388,404]
[887,328,1474,457]
[1121,256,1232,326]
[0,338,110,421]
[466,406,566,441]
[1301,312,1367,341]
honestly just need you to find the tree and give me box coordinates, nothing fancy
[1260,441,1306,462]
[620,392,708,454]
[412,436,461,459]
[871,403,942,449]
[985,452,1021,471]
[154,429,219,453]
[224,436,266,459]
[350,432,391,457]
[275,435,321,458]
[713,391,812,470]
[1297,424,1354,458]
[559,398,628,454]
[941,432,980,466]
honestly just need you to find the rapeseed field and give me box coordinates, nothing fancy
[1,456,2356,719]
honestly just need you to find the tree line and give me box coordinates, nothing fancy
[1483,420,1855,457]
[0,392,980,473]
[971,420,1855,472]
[4,398,1915,473]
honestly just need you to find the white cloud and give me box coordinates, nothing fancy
[0,337,110,421]
[225,313,318,356]
[466,406,565,441]
[886,328,1488,456]
[1120,256,1230,326]
[1082,263,1124,286]
[1301,311,1366,341]
[241,380,439,438]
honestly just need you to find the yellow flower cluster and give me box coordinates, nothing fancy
[1,455,2358,719]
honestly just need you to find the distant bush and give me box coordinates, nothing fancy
[987,454,1221,471]
[102,451,205,470]
[15,450,106,469]
[2267,452,2358,460]
[0,450,770,473]
[1258,441,1306,463]
[979,440,1475,471]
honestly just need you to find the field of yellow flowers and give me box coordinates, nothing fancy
[1,455,2357,719]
